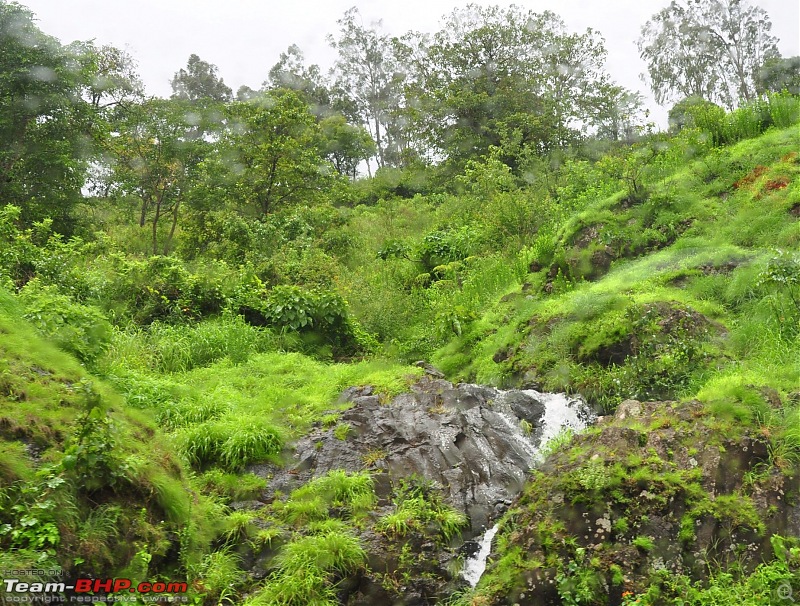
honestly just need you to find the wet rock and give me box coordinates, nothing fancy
[615,399,643,420]
[414,361,445,378]
[258,382,590,539]
[479,399,800,605]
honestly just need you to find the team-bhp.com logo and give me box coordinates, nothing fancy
[3,577,188,603]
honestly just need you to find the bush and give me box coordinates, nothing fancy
[18,280,111,364]
[417,226,481,271]
[236,285,375,358]
[177,419,283,472]
[104,256,229,325]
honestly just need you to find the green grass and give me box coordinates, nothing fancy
[0,288,220,583]
[377,484,468,543]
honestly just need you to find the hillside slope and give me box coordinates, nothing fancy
[443,127,800,604]
[0,289,221,596]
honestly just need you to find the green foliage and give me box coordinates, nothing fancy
[283,470,376,522]
[758,250,800,340]
[417,226,481,271]
[247,528,364,606]
[197,470,267,502]
[246,471,374,606]
[409,5,614,168]
[622,302,710,400]
[556,547,603,606]
[0,2,92,234]
[177,419,283,472]
[191,547,244,604]
[0,468,67,556]
[102,255,228,325]
[377,477,467,543]
[108,98,210,255]
[2,4,800,599]
[171,53,232,102]
[18,281,111,364]
[682,94,800,148]
[238,284,374,358]
[61,381,128,491]
[221,90,338,216]
[333,422,351,441]
[638,0,779,109]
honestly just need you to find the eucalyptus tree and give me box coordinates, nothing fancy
[328,8,406,169]
[171,54,232,103]
[638,0,780,108]
[266,44,333,116]
[400,4,614,170]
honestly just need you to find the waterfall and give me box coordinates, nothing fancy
[462,524,500,587]
[461,390,594,586]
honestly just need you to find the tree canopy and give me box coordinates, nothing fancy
[0,1,91,232]
[638,0,780,108]
[171,53,233,103]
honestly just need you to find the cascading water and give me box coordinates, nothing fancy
[461,389,594,587]
[462,524,500,587]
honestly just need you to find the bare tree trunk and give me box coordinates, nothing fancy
[152,193,162,256]
[164,199,180,256]
[139,197,148,227]
[374,116,384,168]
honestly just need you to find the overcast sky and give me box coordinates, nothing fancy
[19,0,800,128]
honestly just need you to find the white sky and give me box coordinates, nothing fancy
[20,0,800,128]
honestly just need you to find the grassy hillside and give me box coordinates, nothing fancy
[433,127,799,406]
[437,126,800,604]
[1,103,799,605]
[0,289,224,585]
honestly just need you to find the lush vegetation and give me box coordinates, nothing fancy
[1,0,799,604]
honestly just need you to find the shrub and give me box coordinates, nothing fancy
[416,226,481,271]
[236,285,374,358]
[18,280,111,364]
[177,419,283,472]
[104,256,228,325]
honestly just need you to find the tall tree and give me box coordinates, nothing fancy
[0,1,91,233]
[222,91,334,217]
[591,84,647,143]
[758,56,800,95]
[67,41,144,110]
[109,99,207,255]
[319,114,376,179]
[328,8,405,170]
[266,44,332,115]
[400,5,612,169]
[171,54,232,103]
[638,0,780,109]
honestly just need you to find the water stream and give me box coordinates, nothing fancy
[462,524,500,587]
[461,390,594,587]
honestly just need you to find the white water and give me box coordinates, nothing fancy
[523,390,594,464]
[461,390,594,586]
[462,524,500,587]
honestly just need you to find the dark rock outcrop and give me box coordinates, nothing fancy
[246,378,593,605]
[255,377,585,537]
[477,399,800,606]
